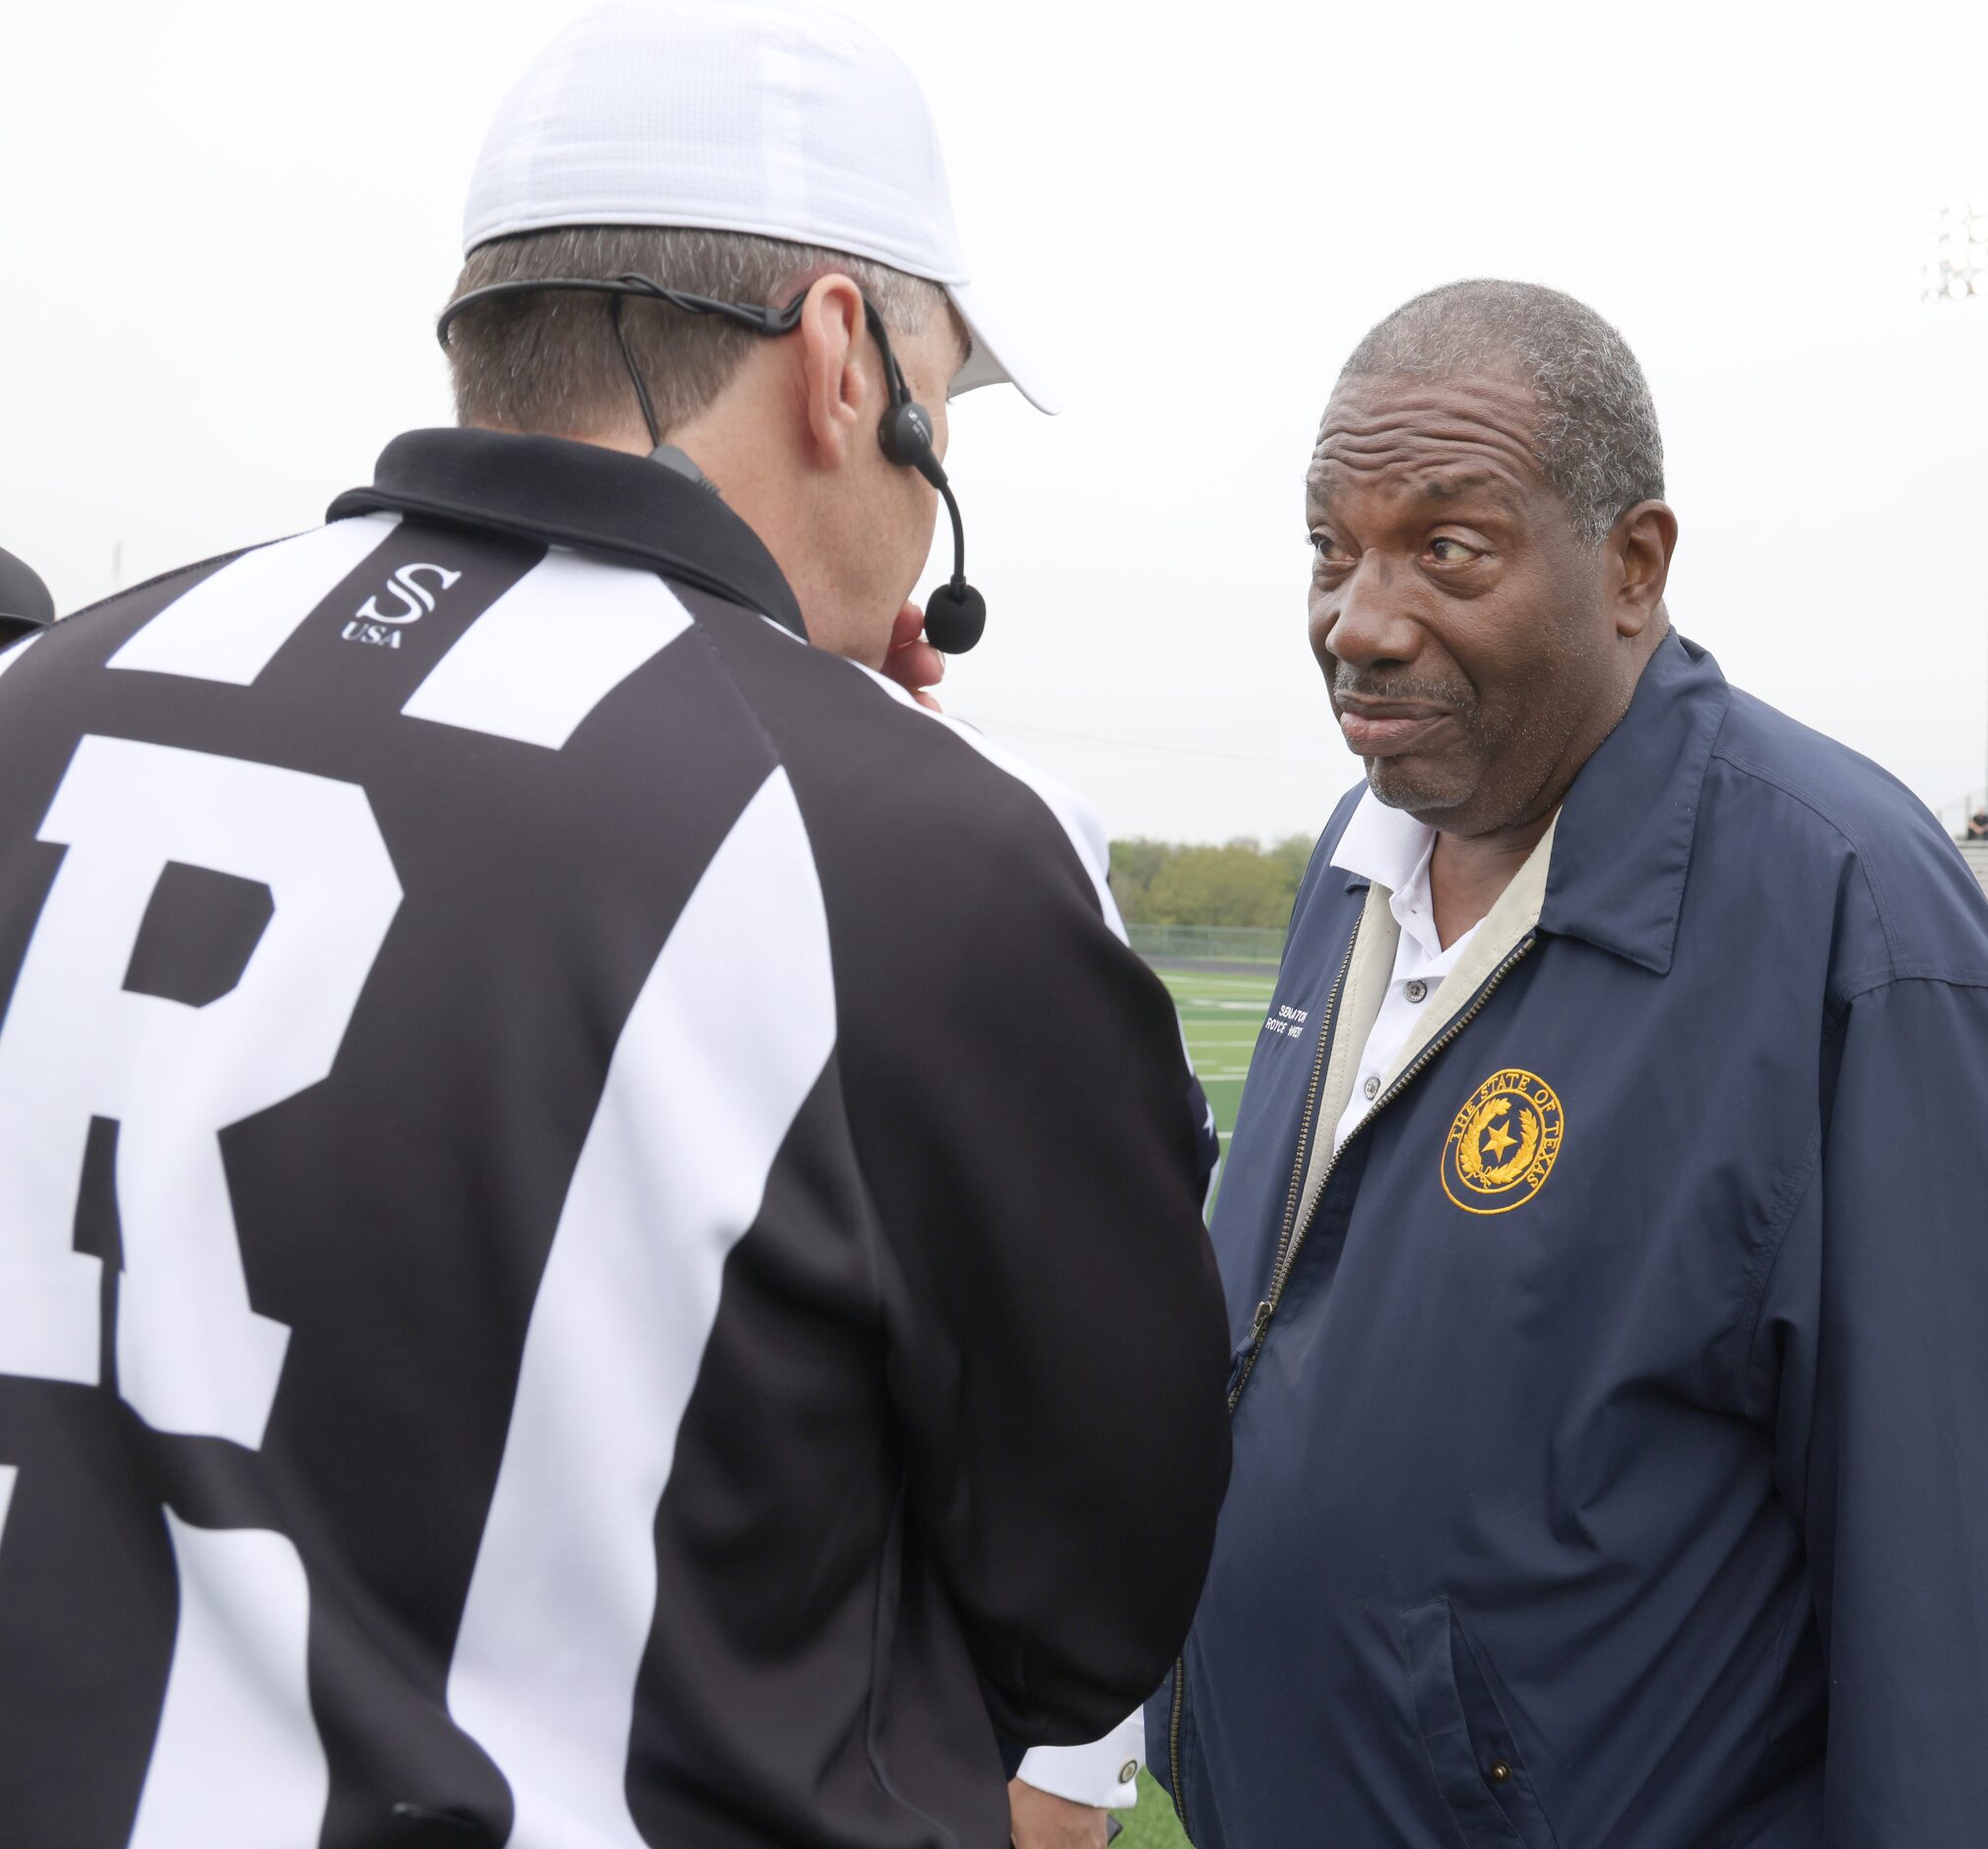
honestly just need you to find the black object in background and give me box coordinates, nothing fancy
[0,544,55,647]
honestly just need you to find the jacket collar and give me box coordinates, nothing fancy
[1326,633,1728,977]
[1535,630,1730,976]
[327,427,808,642]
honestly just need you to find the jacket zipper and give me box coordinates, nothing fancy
[1167,932,1539,1836]
[1167,922,1360,1836]
[1231,933,1538,1409]
[1166,1659,1191,1838]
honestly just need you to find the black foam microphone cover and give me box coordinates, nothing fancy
[924,578,987,654]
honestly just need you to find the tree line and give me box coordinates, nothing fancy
[1109,835,1316,929]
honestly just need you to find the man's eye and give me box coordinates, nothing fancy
[1429,538,1479,563]
[1310,534,1352,566]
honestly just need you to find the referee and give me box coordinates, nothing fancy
[0,5,1230,1847]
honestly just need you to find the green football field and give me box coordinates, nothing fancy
[1098,965,1276,1847]
[1112,1764,1191,1846]
[1113,1766,1188,1846]
[1156,965,1278,1172]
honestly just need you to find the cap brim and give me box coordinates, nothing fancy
[943,277,1058,414]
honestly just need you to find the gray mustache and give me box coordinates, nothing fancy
[1332,674,1470,708]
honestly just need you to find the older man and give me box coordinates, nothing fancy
[1152,281,1988,1846]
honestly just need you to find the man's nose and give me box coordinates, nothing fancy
[1319,558,1420,668]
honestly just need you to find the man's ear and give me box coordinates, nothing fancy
[1610,500,1679,638]
[796,274,870,471]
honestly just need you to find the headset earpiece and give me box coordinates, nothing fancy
[879,401,944,489]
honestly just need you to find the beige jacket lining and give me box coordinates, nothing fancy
[1294,813,1561,1232]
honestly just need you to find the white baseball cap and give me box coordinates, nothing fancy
[463,0,1055,413]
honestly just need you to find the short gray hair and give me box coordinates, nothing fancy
[1339,280,1665,545]
[444,224,951,439]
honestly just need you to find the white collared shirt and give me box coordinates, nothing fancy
[1327,791,1478,1155]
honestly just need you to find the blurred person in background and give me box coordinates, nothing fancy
[1156,280,1988,1848]
[0,5,1231,1846]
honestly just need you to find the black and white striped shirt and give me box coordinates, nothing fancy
[0,429,1229,1849]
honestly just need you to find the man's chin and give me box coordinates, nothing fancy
[1364,754,1474,820]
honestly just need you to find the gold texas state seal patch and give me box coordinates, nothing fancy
[1441,1068,1564,1215]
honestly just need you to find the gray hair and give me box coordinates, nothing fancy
[1339,280,1665,545]
[444,224,950,439]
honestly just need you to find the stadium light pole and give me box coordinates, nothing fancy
[1923,200,1988,818]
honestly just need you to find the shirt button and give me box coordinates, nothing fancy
[1404,979,1428,1003]
[1488,1759,1512,1786]
[1362,1075,1380,1100]
[1118,1759,1140,1785]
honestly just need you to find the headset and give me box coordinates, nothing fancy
[436,274,988,653]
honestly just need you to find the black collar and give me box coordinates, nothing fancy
[327,427,808,642]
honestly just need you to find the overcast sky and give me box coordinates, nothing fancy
[5,0,1987,843]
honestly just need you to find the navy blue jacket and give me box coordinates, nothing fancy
[1150,635,1988,1846]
